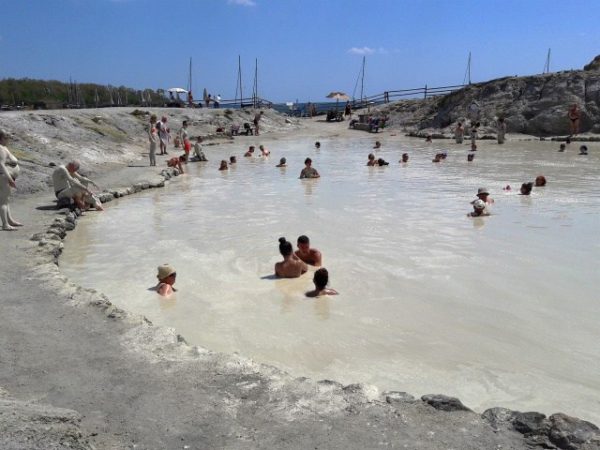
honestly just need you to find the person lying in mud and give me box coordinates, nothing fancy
[299,158,320,179]
[400,153,409,163]
[52,160,103,211]
[367,153,377,166]
[306,268,338,298]
[295,235,322,267]
[244,146,255,157]
[468,199,490,217]
[275,237,307,278]
[520,182,533,195]
[156,264,177,296]
[276,157,287,167]
[167,155,185,174]
[193,136,207,161]
[219,160,228,171]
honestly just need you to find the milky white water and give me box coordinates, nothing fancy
[61,135,600,423]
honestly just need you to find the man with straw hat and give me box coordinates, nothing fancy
[156,264,177,296]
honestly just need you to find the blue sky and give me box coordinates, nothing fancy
[1,0,600,102]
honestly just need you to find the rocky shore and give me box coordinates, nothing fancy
[0,108,599,449]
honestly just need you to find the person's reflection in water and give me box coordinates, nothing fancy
[158,295,177,311]
[303,178,319,197]
[313,296,331,320]
[471,216,486,229]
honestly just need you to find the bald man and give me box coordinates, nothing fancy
[52,161,103,211]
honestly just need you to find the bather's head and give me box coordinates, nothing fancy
[304,157,312,167]
[313,268,329,290]
[535,175,546,186]
[401,153,409,163]
[278,237,293,257]
[297,235,310,253]
[157,264,177,284]
[520,182,533,195]
[67,160,81,173]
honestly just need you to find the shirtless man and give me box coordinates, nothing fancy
[52,161,103,211]
[305,268,339,297]
[0,130,22,230]
[275,237,307,278]
[568,104,580,135]
[454,122,464,144]
[253,111,264,135]
[299,158,320,179]
[295,235,322,267]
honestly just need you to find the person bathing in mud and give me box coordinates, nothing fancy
[299,158,320,179]
[52,160,103,211]
[295,235,322,267]
[275,237,307,278]
[367,153,377,166]
[276,157,287,167]
[468,199,490,217]
[305,268,339,297]
[259,145,270,157]
[156,264,177,296]
[244,146,255,157]
[400,153,409,163]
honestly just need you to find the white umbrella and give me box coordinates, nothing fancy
[168,87,188,93]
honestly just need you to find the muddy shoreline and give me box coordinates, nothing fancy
[0,110,598,449]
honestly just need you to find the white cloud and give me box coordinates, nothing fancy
[348,47,375,55]
[228,0,256,6]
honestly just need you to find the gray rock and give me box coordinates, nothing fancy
[512,411,550,435]
[384,391,416,404]
[482,407,517,430]
[421,394,472,412]
[548,413,600,450]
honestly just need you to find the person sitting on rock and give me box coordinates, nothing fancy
[193,136,207,161]
[52,160,103,211]
[275,237,307,278]
[167,155,185,174]
[156,264,177,296]
[306,268,339,297]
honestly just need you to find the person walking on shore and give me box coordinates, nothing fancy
[496,117,507,144]
[253,111,264,136]
[148,115,158,166]
[454,122,465,144]
[568,104,580,135]
[157,116,170,155]
[0,130,22,230]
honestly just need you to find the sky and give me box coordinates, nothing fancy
[1,0,600,103]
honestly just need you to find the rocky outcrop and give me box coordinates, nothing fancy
[381,54,600,136]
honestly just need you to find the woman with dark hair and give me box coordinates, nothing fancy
[520,182,533,195]
[275,237,307,278]
[299,158,320,179]
[306,268,339,297]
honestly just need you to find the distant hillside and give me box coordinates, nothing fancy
[0,78,165,109]
[379,55,600,136]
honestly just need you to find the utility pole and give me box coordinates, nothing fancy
[543,48,551,74]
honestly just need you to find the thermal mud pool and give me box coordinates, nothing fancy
[60,135,600,424]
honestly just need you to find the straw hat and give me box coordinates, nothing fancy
[157,264,176,280]
[477,187,490,196]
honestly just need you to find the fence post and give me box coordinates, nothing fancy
[424,85,428,99]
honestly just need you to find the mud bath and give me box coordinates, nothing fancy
[61,136,600,423]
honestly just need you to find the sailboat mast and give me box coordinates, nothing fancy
[189,57,192,93]
[253,58,258,108]
[360,56,365,104]
[543,48,551,74]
